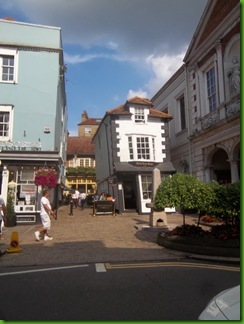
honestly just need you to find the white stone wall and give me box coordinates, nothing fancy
[114,114,167,162]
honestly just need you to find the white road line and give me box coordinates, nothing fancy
[95,263,107,272]
[0,264,89,277]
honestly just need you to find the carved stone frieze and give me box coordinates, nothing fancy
[226,100,240,117]
[201,111,220,129]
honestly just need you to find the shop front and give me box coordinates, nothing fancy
[0,160,62,225]
[106,161,176,214]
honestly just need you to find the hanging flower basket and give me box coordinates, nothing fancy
[34,167,57,188]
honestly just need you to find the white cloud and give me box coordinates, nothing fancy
[126,49,186,100]
[145,50,186,95]
[127,89,148,100]
[64,51,138,64]
[113,96,120,102]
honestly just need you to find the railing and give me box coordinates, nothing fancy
[0,141,41,151]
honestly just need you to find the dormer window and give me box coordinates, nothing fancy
[135,108,145,123]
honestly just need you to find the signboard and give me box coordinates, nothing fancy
[16,214,36,223]
[93,201,116,216]
[108,177,117,185]
[129,162,158,167]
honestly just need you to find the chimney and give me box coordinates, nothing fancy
[82,110,88,122]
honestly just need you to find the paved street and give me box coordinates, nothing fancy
[0,261,240,320]
[0,205,198,267]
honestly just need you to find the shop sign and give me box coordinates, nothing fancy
[93,201,116,215]
[16,215,36,223]
[129,162,158,167]
[108,177,117,185]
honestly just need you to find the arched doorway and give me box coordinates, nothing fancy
[212,149,231,183]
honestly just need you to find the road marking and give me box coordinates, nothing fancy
[105,262,240,272]
[0,264,89,277]
[95,263,107,272]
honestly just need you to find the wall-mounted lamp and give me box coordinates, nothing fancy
[23,130,26,137]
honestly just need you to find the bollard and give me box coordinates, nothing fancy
[69,199,74,216]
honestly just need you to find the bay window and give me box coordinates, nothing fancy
[127,135,155,161]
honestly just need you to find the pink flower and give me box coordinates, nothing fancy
[35,167,57,188]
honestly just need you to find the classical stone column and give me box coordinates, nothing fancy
[230,160,239,183]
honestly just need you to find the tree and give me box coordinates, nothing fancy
[210,182,240,225]
[154,173,200,225]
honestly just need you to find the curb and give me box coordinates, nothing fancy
[186,254,240,264]
[157,233,240,258]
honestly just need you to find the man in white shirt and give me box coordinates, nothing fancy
[79,192,86,210]
[72,190,79,208]
[35,189,55,241]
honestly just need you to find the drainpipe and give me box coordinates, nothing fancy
[184,64,193,175]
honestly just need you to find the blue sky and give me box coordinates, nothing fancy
[0,0,208,135]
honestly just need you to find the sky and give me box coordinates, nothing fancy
[0,0,208,135]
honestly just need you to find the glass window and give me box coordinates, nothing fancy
[135,108,145,123]
[206,67,217,113]
[2,56,14,81]
[141,175,152,199]
[85,127,91,134]
[20,170,35,181]
[128,135,156,161]
[179,96,186,130]
[0,112,9,137]
[128,136,134,160]
[137,137,150,160]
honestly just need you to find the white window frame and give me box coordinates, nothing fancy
[175,94,186,133]
[206,66,217,113]
[127,134,155,161]
[199,56,218,116]
[134,107,146,123]
[141,175,152,200]
[0,105,14,141]
[85,126,91,135]
[0,48,18,83]
[20,170,35,181]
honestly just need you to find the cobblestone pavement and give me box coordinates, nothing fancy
[0,205,199,268]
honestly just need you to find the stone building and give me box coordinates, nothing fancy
[93,97,175,214]
[151,0,240,184]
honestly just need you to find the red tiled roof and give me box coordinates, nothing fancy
[67,136,95,156]
[126,96,154,106]
[78,118,102,126]
[106,96,172,119]
[1,17,15,21]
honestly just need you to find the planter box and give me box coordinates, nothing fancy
[157,234,240,257]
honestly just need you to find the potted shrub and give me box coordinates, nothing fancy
[5,191,16,227]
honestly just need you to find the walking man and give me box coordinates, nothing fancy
[35,188,55,241]
[80,192,86,210]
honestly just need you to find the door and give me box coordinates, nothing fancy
[123,180,137,209]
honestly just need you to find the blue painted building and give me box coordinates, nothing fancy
[0,18,67,222]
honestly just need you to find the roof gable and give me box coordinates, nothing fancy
[184,0,239,63]
[106,96,172,119]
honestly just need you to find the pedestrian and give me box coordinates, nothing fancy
[72,189,79,208]
[0,195,6,237]
[35,188,55,241]
[80,192,86,210]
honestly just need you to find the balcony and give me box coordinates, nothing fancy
[0,141,41,151]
